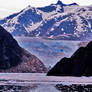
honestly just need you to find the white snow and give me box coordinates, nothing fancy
[1,4,92,38]
[50,28,54,31]
[36,31,40,37]
[56,5,62,12]
[61,28,64,31]
[25,22,42,33]
[48,35,54,38]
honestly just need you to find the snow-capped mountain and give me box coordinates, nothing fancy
[0,1,92,40]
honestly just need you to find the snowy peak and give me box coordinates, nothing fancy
[0,2,92,40]
[56,0,78,6]
[68,3,78,6]
[38,3,63,13]
[56,0,64,6]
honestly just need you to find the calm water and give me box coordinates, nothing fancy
[0,73,92,92]
[15,37,80,67]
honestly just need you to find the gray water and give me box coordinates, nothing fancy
[0,73,92,92]
[15,37,80,67]
[29,84,60,92]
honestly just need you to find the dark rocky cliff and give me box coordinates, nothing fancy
[0,25,47,73]
[47,41,92,76]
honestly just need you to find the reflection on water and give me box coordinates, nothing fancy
[0,73,92,92]
[0,84,60,92]
[30,84,60,92]
[1,84,92,92]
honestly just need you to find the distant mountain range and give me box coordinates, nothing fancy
[0,1,92,40]
[0,25,47,73]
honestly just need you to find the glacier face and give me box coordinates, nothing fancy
[0,1,92,40]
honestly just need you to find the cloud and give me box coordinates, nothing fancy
[62,0,92,5]
[0,0,28,9]
[0,0,92,18]
[73,0,92,5]
[26,0,57,7]
[0,8,14,19]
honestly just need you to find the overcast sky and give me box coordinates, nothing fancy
[0,0,92,18]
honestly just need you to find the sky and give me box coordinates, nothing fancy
[0,0,92,18]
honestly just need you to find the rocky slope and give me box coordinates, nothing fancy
[0,1,92,40]
[0,25,47,73]
[47,41,92,76]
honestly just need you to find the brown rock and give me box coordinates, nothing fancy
[0,25,47,73]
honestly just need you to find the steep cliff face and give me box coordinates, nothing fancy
[0,25,47,73]
[0,25,22,69]
[47,41,92,76]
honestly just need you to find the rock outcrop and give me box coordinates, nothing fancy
[47,41,92,76]
[0,25,47,73]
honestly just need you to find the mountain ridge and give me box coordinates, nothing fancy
[0,1,92,40]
